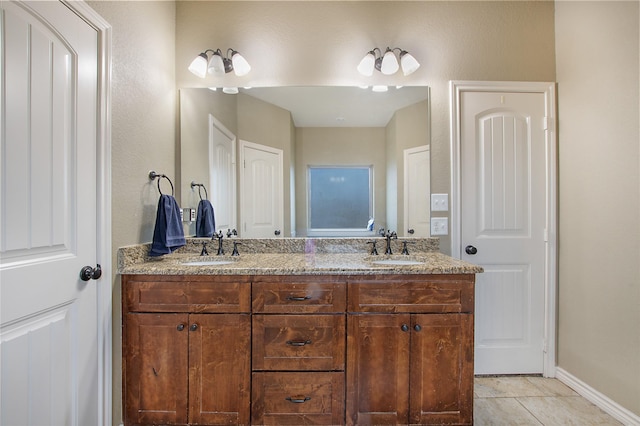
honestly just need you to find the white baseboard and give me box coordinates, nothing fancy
[555,367,640,425]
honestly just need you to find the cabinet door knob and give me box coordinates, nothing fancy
[401,324,409,332]
[414,324,422,332]
[177,324,185,331]
[190,323,198,331]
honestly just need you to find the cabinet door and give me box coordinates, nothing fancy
[189,314,251,425]
[410,314,474,425]
[124,313,189,426]
[346,314,410,425]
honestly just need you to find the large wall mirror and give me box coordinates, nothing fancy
[179,86,431,238]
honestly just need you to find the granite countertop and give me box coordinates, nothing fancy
[118,238,483,276]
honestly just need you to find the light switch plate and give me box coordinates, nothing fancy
[431,193,449,211]
[430,217,449,235]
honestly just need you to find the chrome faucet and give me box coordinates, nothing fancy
[384,230,397,255]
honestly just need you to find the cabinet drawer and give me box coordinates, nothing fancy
[252,372,344,425]
[123,275,251,313]
[348,275,475,313]
[252,277,346,313]
[253,315,345,371]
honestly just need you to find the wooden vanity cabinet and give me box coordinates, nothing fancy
[122,275,251,426]
[346,274,475,426]
[122,272,475,426]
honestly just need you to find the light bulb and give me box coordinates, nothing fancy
[231,52,251,76]
[372,85,388,92]
[400,51,420,76]
[188,52,208,78]
[380,48,399,75]
[207,52,225,75]
[357,51,376,76]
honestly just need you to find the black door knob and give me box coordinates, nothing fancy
[407,229,415,234]
[274,230,281,236]
[465,245,478,255]
[79,264,102,281]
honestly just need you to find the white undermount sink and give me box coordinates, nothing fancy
[180,257,237,266]
[365,255,426,266]
[369,259,425,266]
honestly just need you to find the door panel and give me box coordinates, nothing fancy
[404,145,431,237]
[0,1,101,424]
[410,314,473,425]
[346,314,410,425]
[460,91,546,374]
[124,313,189,425]
[189,314,251,425]
[209,115,236,233]
[240,140,284,238]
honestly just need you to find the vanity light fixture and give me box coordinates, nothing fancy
[357,47,420,77]
[188,48,251,78]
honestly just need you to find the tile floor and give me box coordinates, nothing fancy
[474,376,623,425]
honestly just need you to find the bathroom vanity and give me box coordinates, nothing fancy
[119,238,481,426]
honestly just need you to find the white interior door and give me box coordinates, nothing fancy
[240,140,283,238]
[404,145,430,237]
[0,1,106,424]
[458,87,549,375]
[209,115,237,233]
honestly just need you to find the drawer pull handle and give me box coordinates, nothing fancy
[286,396,311,403]
[286,295,311,301]
[414,324,422,332]
[401,324,409,332]
[190,323,198,331]
[286,339,312,347]
[177,324,185,331]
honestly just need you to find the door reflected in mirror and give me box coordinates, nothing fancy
[179,86,431,238]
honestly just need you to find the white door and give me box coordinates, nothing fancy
[456,86,552,375]
[404,145,430,237]
[0,1,107,424]
[209,115,237,233]
[240,140,284,238]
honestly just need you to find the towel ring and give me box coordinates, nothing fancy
[190,181,208,201]
[149,171,174,196]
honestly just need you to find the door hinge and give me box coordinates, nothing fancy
[543,116,554,131]
[543,228,549,242]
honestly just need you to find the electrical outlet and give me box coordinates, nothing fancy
[430,217,448,235]
[431,193,449,211]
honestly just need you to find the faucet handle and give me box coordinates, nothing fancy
[200,242,209,256]
[367,241,378,255]
[231,241,242,256]
[401,241,415,255]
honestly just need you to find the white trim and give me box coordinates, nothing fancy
[61,2,112,426]
[555,368,640,425]
[449,80,557,378]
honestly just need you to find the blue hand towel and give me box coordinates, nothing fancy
[149,194,186,256]
[196,199,216,238]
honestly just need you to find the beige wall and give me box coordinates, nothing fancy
[86,0,640,423]
[556,1,640,415]
[86,1,176,424]
[295,127,387,235]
